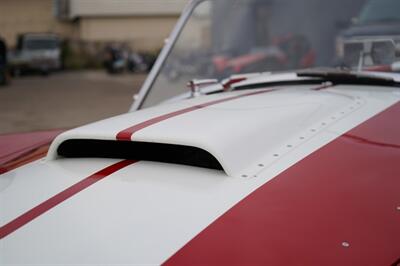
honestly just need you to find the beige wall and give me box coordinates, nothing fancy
[0,0,75,47]
[70,0,186,18]
[0,0,181,52]
[79,16,178,51]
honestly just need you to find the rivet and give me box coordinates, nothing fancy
[258,164,264,167]
[242,174,248,178]
[342,241,350,248]
[311,129,316,132]
[273,154,279,157]
[321,123,326,126]
[287,144,293,148]
[300,136,305,140]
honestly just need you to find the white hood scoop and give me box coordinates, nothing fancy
[47,88,363,177]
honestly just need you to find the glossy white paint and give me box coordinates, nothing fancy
[1,83,399,265]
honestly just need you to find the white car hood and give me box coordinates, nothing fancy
[1,84,399,265]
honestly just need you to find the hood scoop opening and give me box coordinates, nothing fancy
[56,139,223,171]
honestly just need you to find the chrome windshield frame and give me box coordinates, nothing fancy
[129,0,207,111]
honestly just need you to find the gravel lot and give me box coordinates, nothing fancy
[0,71,146,134]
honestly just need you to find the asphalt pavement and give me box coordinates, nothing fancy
[0,71,146,134]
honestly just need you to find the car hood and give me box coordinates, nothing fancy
[1,83,400,265]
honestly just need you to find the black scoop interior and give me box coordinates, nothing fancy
[57,139,223,171]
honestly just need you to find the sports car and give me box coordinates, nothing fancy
[1,0,400,265]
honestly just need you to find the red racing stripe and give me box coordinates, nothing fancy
[164,102,400,265]
[116,89,276,141]
[0,159,137,240]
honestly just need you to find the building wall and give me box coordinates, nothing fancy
[79,16,178,51]
[0,0,75,47]
[69,0,186,18]
[0,0,184,51]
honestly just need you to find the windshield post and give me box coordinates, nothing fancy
[129,0,204,111]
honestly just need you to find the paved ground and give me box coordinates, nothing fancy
[0,71,147,134]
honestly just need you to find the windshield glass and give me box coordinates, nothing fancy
[25,39,59,50]
[358,0,400,24]
[142,0,396,108]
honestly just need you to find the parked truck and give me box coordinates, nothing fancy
[8,33,61,76]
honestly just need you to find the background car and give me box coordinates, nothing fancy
[8,33,61,76]
[0,36,9,85]
[336,0,400,68]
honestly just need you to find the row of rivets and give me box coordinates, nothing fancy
[242,97,365,178]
